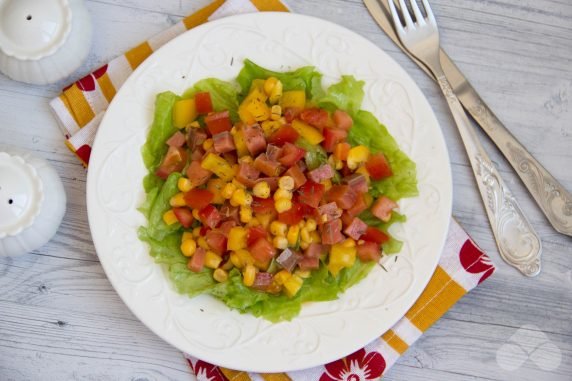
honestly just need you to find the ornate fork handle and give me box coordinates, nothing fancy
[468,99,572,236]
[437,76,542,276]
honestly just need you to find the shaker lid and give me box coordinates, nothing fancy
[0,0,72,60]
[0,152,44,238]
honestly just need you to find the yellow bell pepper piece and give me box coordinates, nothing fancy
[207,178,226,204]
[292,119,324,145]
[328,240,357,276]
[228,227,248,251]
[274,269,292,285]
[280,90,306,109]
[201,153,236,181]
[239,86,268,124]
[283,274,304,298]
[245,100,270,122]
[251,79,267,93]
[261,120,282,137]
[232,126,250,157]
[172,98,197,128]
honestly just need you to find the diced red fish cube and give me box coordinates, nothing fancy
[243,124,267,156]
[321,219,344,245]
[186,160,212,187]
[236,162,260,187]
[308,164,335,183]
[325,185,357,210]
[254,153,284,177]
[213,131,236,153]
[343,217,368,240]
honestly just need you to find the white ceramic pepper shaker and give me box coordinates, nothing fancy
[0,0,92,85]
[0,148,66,256]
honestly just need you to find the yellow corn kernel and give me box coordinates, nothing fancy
[274,188,292,200]
[278,176,295,191]
[269,80,283,104]
[247,217,260,227]
[173,98,197,128]
[197,236,209,250]
[321,179,333,191]
[240,205,253,223]
[162,210,178,225]
[231,188,253,207]
[207,178,226,204]
[256,212,274,229]
[213,268,228,282]
[280,90,306,109]
[274,270,292,286]
[274,198,292,213]
[264,77,279,96]
[273,236,288,250]
[291,119,324,145]
[271,105,282,120]
[236,249,254,266]
[188,121,201,129]
[201,153,235,181]
[221,182,236,200]
[169,192,186,207]
[342,238,356,248]
[295,269,311,279]
[355,165,371,183]
[298,220,305,228]
[310,230,321,243]
[283,274,303,298]
[205,251,223,269]
[300,228,311,243]
[261,120,283,136]
[202,138,214,150]
[270,221,288,237]
[305,218,317,232]
[177,177,193,192]
[230,252,243,269]
[347,145,370,170]
[228,227,248,251]
[192,227,201,238]
[300,241,310,250]
[252,181,271,199]
[182,232,194,242]
[180,239,197,257]
[192,208,200,220]
[243,264,256,287]
[287,225,300,246]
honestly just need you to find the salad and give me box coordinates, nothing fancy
[138,60,417,322]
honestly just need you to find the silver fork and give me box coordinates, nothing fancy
[388,0,542,276]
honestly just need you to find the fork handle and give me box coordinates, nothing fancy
[436,75,542,276]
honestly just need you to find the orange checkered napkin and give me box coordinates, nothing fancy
[49,1,496,379]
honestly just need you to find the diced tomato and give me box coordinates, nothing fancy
[322,128,348,152]
[297,181,325,208]
[200,226,210,236]
[340,212,354,227]
[278,201,304,225]
[300,108,329,129]
[188,248,206,272]
[333,142,350,161]
[155,146,187,180]
[298,200,319,220]
[283,107,302,123]
[362,227,390,244]
[195,92,213,114]
[251,197,276,214]
[371,196,398,222]
[198,205,221,229]
[285,165,307,189]
[346,193,368,217]
[247,226,268,247]
[184,189,214,210]
[249,238,277,263]
[356,241,381,262]
[172,207,193,228]
[205,230,227,254]
[205,111,232,135]
[268,126,299,146]
[220,204,239,223]
[166,131,186,148]
[218,220,237,235]
[333,110,353,130]
[343,217,368,240]
[278,142,306,167]
[365,153,393,180]
[186,160,212,187]
[254,153,284,177]
[321,219,344,245]
[325,185,357,210]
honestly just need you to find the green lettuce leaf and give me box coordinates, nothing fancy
[145,172,182,241]
[236,59,323,98]
[183,78,240,122]
[317,75,365,114]
[359,209,406,254]
[141,91,179,172]
[139,228,186,265]
[296,137,328,170]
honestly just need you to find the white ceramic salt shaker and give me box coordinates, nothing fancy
[0,148,66,256]
[0,0,92,85]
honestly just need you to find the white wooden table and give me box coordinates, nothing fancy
[1,1,571,380]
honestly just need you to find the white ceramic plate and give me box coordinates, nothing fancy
[87,13,452,373]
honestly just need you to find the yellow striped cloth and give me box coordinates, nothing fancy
[48,1,496,379]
